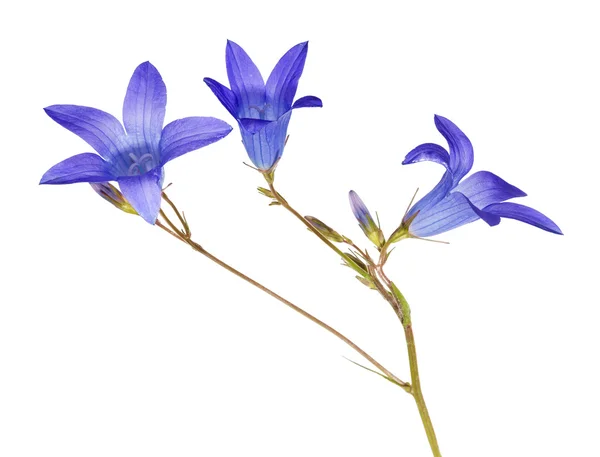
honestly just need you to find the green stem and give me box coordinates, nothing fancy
[405,324,442,457]
[261,179,442,455]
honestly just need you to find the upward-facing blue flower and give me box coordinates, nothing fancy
[402,115,562,237]
[204,40,322,171]
[40,62,233,224]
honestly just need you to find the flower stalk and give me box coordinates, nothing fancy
[264,175,368,275]
[157,193,409,392]
[262,177,442,456]
[405,324,442,457]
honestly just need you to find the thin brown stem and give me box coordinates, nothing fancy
[156,219,185,242]
[162,192,189,235]
[156,202,410,391]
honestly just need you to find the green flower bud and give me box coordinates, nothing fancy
[305,216,345,243]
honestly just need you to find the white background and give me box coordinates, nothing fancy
[1,1,598,456]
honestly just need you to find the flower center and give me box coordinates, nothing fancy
[128,153,155,175]
[248,103,273,120]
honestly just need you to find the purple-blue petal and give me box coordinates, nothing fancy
[44,105,129,168]
[122,62,166,161]
[159,117,233,164]
[238,111,292,170]
[226,40,265,118]
[402,143,450,170]
[405,170,455,221]
[460,193,501,226]
[238,117,272,133]
[482,202,563,235]
[118,168,163,224]
[408,192,481,237]
[454,170,527,209]
[292,95,322,109]
[203,77,239,118]
[434,115,473,185]
[265,42,308,116]
[40,153,116,185]
[348,190,373,227]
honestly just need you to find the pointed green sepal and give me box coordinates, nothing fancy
[257,187,275,198]
[343,357,411,392]
[355,275,377,289]
[390,281,411,326]
[342,252,368,276]
[262,169,276,185]
[365,226,386,248]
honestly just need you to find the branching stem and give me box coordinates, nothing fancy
[260,179,442,456]
[157,193,410,392]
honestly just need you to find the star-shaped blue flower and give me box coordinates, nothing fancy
[41,62,233,223]
[204,40,322,171]
[402,115,562,237]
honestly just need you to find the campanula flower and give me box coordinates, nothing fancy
[401,115,562,237]
[349,190,385,247]
[41,62,233,224]
[204,40,322,171]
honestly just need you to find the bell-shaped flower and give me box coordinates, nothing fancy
[349,190,385,247]
[402,115,562,237]
[40,62,233,224]
[204,40,322,171]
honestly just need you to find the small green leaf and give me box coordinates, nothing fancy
[257,187,275,198]
[343,357,409,390]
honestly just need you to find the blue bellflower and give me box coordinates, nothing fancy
[204,40,322,171]
[402,115,562,237]
[41,62,233,224]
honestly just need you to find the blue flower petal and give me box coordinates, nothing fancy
[292,95,323,109]
[226,40,265,118]
[460,193,501,226]
[434,115,473,185]
[405,170,455,220]
[122,62,166,161]
[159,117,233,164]
[348,190,373,227]
[238,111,292,170]
[402,143,450,170]
[265,42,308,117]
[482,202,563,235]
[44,105,130,170]
[40,153,116,184]
[408,192,481,237]
[118,168,163,224]
[203,77,239,118]
[238,118,272,133]
[454,170,527,209]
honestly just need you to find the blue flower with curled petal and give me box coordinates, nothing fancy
[402,115,562,237]
[40,62,233,224]
[204,40,322,171]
